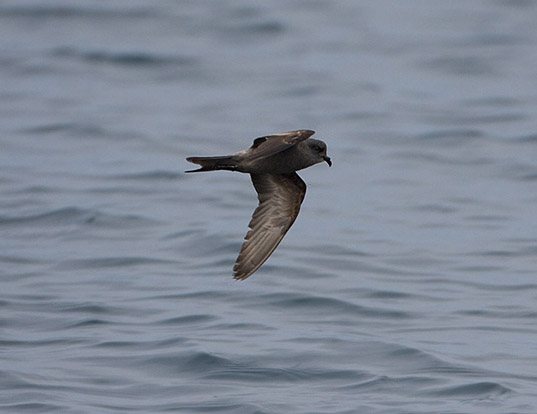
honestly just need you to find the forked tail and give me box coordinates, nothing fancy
[185,155,238,173]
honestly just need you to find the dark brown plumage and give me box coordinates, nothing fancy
[233,173,306,280]
[186,130,331,280]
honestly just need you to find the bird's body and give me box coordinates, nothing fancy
[237,139,328,174]
[186,130,331,280]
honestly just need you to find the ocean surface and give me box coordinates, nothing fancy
[2,1,537,413]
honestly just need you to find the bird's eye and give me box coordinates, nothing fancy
[314,145,324,152]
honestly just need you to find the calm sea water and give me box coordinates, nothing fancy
[2,1,537,413]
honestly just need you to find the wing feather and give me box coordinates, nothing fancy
[233,173,306,280]
[247,130,315,162]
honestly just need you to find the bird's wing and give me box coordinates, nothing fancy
[233,172,306,280]
[247,130,315,162]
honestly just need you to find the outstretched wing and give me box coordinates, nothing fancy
[233,173,307,280]
[247,130,315,162]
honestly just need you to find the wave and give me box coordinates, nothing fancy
[0,207,157,228]
[52,47,197,68]
[0,5,154,19]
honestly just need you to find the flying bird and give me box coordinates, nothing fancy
[186,129,331,280]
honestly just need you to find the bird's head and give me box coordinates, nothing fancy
[307,139,332,167]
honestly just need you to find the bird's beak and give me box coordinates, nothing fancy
[323,156,332,167]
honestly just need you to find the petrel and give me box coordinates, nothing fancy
[186,130,331,280]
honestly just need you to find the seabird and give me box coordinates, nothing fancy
[186,129,331,280]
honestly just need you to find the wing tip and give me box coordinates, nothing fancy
[232,262,254,280]
[233,270,252,281]
[284,129,315,138]
[282,129,315,144]
[299,129,315,136]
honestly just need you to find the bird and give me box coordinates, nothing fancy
[185,129,331,280]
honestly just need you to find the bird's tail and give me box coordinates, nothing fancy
[185,155,238,173]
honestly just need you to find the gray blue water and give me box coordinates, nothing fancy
[2,1,537,413]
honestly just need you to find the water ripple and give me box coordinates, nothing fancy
[52,47,197,68]
[2,1,537,412]
[423,381,512,398]
[261,293,414,320]
[0,207,157,228]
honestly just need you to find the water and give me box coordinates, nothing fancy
[1,0,537,412]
